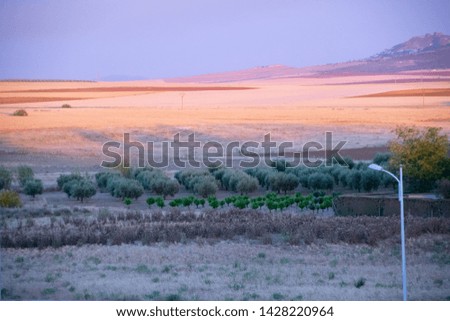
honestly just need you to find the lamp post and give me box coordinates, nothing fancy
[369,163,407,301]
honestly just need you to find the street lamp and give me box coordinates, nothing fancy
[369,163,407,301]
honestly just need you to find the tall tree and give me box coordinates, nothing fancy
[389,126,448,192]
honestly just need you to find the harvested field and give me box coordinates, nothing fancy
[0,97,83,104]
[354,88,450,98]
[3,86,255,93]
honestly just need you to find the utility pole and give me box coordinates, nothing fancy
[180,93,185,110]
[421,74,424,107]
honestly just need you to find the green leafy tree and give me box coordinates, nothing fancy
[69,179,96,202]
[24,179,43,198]
[389,126,449,192]
[193,176,218,198]
[109,178,144,200]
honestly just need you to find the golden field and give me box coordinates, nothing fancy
[0,72,449,167]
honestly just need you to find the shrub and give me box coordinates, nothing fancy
[0,190,21,208]
[146,197,156,207]
[0,166,12,190]
[155,197,165,208]
[17,165,34,187]
[12,109,28,116]
[124,198,132,206]
[24,179,43,198]
[61,104,71,108]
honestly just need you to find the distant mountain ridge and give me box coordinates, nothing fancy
[372,32,450,58]
[166,32,450,83]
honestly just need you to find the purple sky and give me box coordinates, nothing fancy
[1,0,449,80]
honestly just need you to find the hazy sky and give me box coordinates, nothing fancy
[1,0,449,80]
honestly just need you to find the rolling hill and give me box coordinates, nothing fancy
[166,32,450,83]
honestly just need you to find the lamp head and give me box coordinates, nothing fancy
[368,163,383,171]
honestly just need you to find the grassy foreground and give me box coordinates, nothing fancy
[1,235,449,301]
[1,207,449,300]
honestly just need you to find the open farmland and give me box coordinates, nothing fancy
[1,73,449,170]
[1,71,450,301]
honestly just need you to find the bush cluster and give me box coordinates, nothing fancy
[285,160,387,193]
[244,168,299,193]
[12,109,28,116]
[158,191,334,213]
[0,190,21,208]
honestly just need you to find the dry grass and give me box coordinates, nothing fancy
[1,207,448,249]
[1,234,449,300]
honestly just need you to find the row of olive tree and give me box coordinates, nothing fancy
[175,169,219,198]
[212,168,259,194]
[243,168,300,193]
